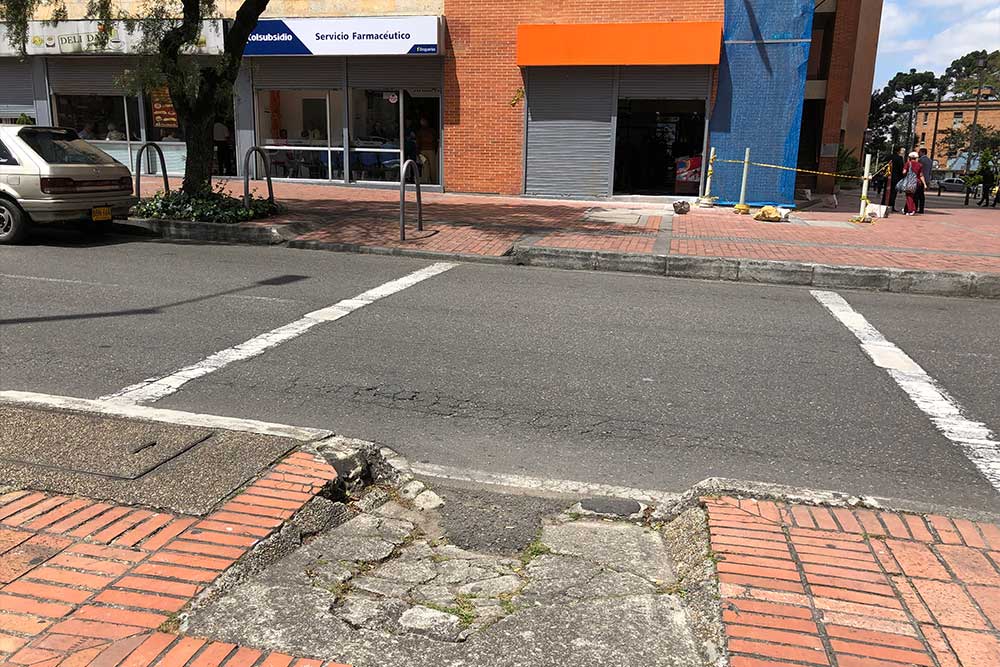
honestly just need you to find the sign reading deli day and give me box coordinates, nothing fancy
[0,20,224,57]
[244,16,441,56]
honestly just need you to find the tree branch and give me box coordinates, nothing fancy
[221,0,270,77]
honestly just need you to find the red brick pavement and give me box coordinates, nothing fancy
[0,452,350,667]
[138,179,1000,273]
[705,496,1000,667]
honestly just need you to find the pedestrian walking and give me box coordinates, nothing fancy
[978,161,995,207]
[917,148,933,213]
[888,147,905,212]
[900,151,927,216]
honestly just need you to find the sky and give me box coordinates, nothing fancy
[872,0,1000,91]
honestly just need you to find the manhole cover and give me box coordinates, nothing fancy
[0,407,214,480]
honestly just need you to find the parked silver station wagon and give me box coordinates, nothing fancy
[0,126,136,244]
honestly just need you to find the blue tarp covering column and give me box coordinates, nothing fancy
[709,0,815,206]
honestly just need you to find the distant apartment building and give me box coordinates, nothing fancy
[916,98,1000,165]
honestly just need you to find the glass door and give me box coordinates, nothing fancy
[403,91,441,185]
[349,89,401,183]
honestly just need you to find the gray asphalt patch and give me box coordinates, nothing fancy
[431,485,568,557]
[0,406,298,515]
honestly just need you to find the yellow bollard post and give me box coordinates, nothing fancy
[859,153,872,219]
[734,148,751,214]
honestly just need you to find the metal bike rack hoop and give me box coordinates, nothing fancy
[243,146,275,208]
[399,159,423,241]
[133,142,170,196]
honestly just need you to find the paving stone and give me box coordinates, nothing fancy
[413,491,445,511]
[375,559,439,585]
[457,575,522,597]
[337,595,409,632]
[352,576,415,599]
[411,584,456,606]
[540,521,674,583]
[399,481,426,501]
[399,606,464,642]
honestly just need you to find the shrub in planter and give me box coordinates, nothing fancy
[133,182,278,224]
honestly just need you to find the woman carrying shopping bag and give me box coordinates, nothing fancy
[898,151,927,216]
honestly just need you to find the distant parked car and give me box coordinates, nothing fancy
[0,126,135,244]
[937,177,968,192]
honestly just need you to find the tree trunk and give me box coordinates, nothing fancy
[179,81,220,195]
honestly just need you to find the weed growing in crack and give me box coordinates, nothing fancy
[520,539,551,565]
[420,599,477,627]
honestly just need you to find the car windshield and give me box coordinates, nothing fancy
[18,128,118,165]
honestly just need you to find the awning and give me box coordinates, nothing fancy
[516,22,722,67]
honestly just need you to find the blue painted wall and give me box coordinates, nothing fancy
[708,0,815,206]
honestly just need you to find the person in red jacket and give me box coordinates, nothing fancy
[901,151,928,216]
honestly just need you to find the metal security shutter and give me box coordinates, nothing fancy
[47,58,135,95]
[347,57,442,90]
[524,67,614,198]
[251,57,346,89]
[618,66,711,99]
[0,58,35,117]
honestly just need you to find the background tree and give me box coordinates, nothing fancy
[938,125,1000,163]
[882,69,938,150]
[944,50,1000,100]
[1,0,270,195]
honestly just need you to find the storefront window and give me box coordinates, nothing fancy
[350,89,400,183]
[142,89,186,175]
[53,94,139,168]
[256,89,344,180]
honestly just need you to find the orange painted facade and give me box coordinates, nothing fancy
[515,22,722,67]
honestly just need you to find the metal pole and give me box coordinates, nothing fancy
[734,147,751,214]
[929,88,942,160]
[699,147,716,207]
[964,64,986,206]
[859,153,872,219]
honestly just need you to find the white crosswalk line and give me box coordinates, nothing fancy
[100,262,456,405]
[812,289,1000,493]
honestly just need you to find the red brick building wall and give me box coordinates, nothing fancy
[442,0,725,195]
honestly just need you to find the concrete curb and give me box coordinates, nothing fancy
[125,217,296,245]
[513,245,1000,299]
[288,238,513,265]
[123,217,999,299]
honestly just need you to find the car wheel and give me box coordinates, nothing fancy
[0,199,27,244]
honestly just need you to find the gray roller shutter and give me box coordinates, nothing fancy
[524,67,614,198]
[618,66,711,99]
[347,56,442,90]
[47,58,136,95]
[0,58,35,117]
[251,57,346,89]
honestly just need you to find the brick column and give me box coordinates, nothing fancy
[815,0,861,194]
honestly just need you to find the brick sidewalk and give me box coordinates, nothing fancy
[705,496,1000,667]
[0,452,349,667]
[140,180,1000,273]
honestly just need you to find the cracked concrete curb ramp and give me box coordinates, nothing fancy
[513,246,1000,298]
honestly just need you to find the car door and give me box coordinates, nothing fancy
[0,137,25,200]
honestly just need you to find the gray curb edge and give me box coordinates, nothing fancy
[121,218,1000,299]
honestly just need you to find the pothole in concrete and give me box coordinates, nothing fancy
[183,482,720,667]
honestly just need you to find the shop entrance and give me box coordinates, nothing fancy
[613,100,705,196]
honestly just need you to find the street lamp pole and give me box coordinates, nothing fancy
[963,58,986,205]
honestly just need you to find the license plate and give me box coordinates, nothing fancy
[92,206,112,222]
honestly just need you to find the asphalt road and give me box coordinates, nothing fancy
[2,229,999,512]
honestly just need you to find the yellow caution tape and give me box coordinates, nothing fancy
[714,158,865,180]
